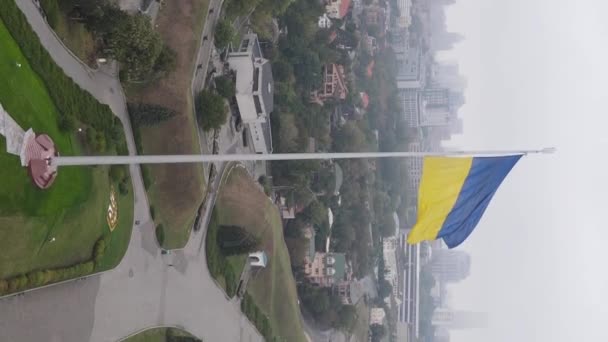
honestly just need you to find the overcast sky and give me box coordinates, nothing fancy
[439,0,608,341]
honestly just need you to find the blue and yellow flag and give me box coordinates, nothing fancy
[407,155,521,248]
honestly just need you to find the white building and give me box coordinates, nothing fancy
[396,0,413,28]
[370,307,386,325]
[228,33,274,154]
[383,236,399,298]
[318,13,333,28]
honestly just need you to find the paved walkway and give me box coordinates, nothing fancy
[0,1,261,341]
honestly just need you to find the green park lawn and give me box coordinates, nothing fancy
[211,166,306,342]
[0,19,133,284]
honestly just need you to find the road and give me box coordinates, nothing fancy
[0,1,262,341]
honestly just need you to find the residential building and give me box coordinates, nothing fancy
[311,64,349,104]
[396,47,425,89]
[325,0,351,19]
[363,5,388,32]
[304,252,347,287]
[370,307,387,325]
[396,0,413,28]
[318,13,333,28]
[228,33,274,154]
[383,237,399,297]
[400,89,420,127]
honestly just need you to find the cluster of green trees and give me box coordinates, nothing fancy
[217,225,259,256]
[0,0,124,152]
[51,0,176,81]
[214,19,235,49]
[127,102,177,126]
[205,210,244,297]
[241,293,280,341]
[0,236,110,296]
[109,165,130,195]
[297,282,358,330]
[195,90,227,132]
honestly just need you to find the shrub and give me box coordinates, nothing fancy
[118,179,129,195]
[0,279,8,294]
[142,166,152,190]
[128,102,177,127]
[150,205,156,220]
[40,0,61,29]
[155,224,165,246]
[109,165,126,182]
[94,238,107,264]
[214,76,235,99]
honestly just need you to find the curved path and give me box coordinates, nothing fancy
[0,1,261,341]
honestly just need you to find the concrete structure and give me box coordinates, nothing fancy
[325,0,351,19]
[304,252,347,287]
[248,251,268,268]
[432,308,489,330]
[0,103,25,155]
[311,64,349,104]
[228,33,274,154]
[370,307,386,325]
[431,249,471,283]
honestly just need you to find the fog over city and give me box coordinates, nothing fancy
[442,0,608,341]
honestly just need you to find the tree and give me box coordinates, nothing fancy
[370,324,386,342]
[128,102,177,126]
[214,19,235,49]
[336,305,357,330]
[272,60,294,83]
[195,90,227,131]
[153,45,177,75]
[378,278,392,298]
[106,13,164,80]
[277,113,299,152]
[217,225,260,255]
[214,76,236,99]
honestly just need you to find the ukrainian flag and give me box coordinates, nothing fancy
[407,155,522,248]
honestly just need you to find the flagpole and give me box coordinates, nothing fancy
[50,148,555,167]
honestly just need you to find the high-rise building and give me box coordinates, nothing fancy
[396,47,425,89]
[430,249,471,283]
[432,308,489,330]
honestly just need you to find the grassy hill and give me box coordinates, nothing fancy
[213,166,307,342]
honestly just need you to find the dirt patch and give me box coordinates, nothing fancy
[127,0,209,248]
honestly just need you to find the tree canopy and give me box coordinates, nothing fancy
[214,19,235,49]
[196,90,227,131]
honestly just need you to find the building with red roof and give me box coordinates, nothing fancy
[325,0,351,19]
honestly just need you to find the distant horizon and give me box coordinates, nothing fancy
[440,0,608,341]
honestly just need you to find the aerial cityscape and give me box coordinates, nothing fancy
[1,0,606,341]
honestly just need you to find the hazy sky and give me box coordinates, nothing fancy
[439,0,608,341]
